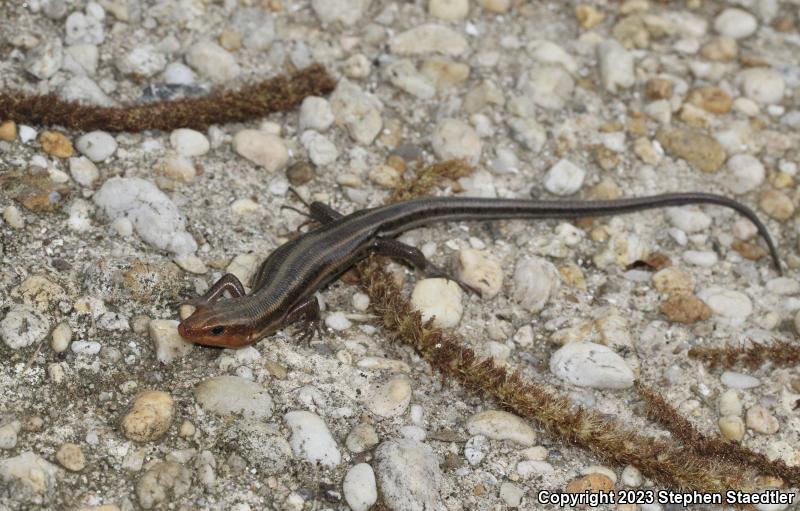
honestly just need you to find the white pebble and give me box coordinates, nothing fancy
[682,250,718,267]
[111,217,133,237]
[666,207,711,233]
[325,312,352,331]
[50,322,72,353]
[431,118,481,163]
[721,371,760,389]
[714,8,758,39]
[67,199,93,232]
[766,277,799,295]
[301,131,338,166]
[71,340,101,355]
[163,62,195,85]
[0,305,48,350]
[329,79,383,145]
[3,205,25,229]
[429,0,469,20]
[19,125,37,143]
[343,463,378,511]
[726,154,765,194]
[512,256,559,312]
[464,435,490,466]
[375,440,443,511]
[519,66,574,110]
[597,40,635,93]
[149,319,193,363]
[411,279,463,328]
[352,292,370,311]
[186,41,240,84]
[69,156,100,187]
[76,131,117,162]
[117,45,167,77]
[544,159,585,196]
[365,376,412,417]
[284,410,341,467]
[549,342,634,389]
[389,24,468,56]
[697,287,752,326]
[500,482,524,507]
[170,129,209,157]
[740,68,785,104]
[311,0,368,26]
[299,96,334,132]
[454,249,503,298]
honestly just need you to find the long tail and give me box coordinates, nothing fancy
[372,193,782,273]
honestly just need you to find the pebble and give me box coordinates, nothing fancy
[329,79,383,145]
[429,0,468,20]
[698,287,753,326]
[39,130,74,158]
[375,439,442,511]
[3,205,25,229]
[544,159,585,195]
[411,278,463,328]
[324,311,352,331]
[232,129,289,172]
[621,465,642,487]
[63,43,99,76]
[652,267,695,295]
[550,342,635,389]
[343,53,371,79]
[385,59,436,99]
[120,390,174,442]
[343,463,378,511]
[528,40,578,75]
[170,129,209,157]
[285,161,315,186]
[520,66,574,110]
[566,473,614,493]
[117,45,166,77]
[666,207,711,233]
[759,190,794,220]
[186,41,240,83]
[718,389,743,416]
[766,277,799,295]
[136,461,191,510]
[726,154,765,194]
[71,340,101,355]
[284,411,341,467]
[500,482,524,507]
[59,75,114,106]
[466,410,537,446]
[714,8,758,39]
[194,376,274,419]
[26,39,63,79]
[420,58,469,89]
[50,322,72,353]
[65,11,104,45]
[478,0,510,13]
[463,435,490,466]
[512,256,559,312]
[719,415,746,441]
[656,126,726,173]
[431,118,481,163]
[721,370,761,389]
[0,419,20,449]
[311,0,367,26]
[0,305,49,350]
[454,249,503,298]
[746,405,779,434]
[69,156,100,187]
[390,24,468,56]
[158,63,193,88]
[659,294,711,324]
[740,69,785,104]
[149,319,193,363]
[365,376,412,417]
[93,177,197,255]
[701,36,738,61]
[0,451,60,495]
[368,164,402,188]
[299,96,334,132]
[55,443,86,471]
[597,40,635,93]
[346,423,379,453]
[76,131,117,162]
[301,130,338,166]
[0,120,16,141]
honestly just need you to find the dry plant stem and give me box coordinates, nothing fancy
[358,260,754,493]
[0,64,335,132]
[635,382,800,486]
[688,341,800,370]
[390,159,474,203]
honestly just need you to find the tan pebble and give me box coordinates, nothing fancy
[731,239,767,261]
[120,390,174,442]
[368,164,402,188]
[218,30,242,51]
[759,190,794,220]
[77,506,121,511]
[746,405,779,435]
[619,0,649,14]
[700,36,737,61]
[652,266,694,295]
[285,161,315,186]
[756,475,785,488]
[0,120,16,141]
[178,420,195,438]
[613,15,649,49]
[773,172,794,189]
[477,0,510,14]
[627,114,648,136]
[39,131,74,158]
[50,322,72,353]
[679,103,713,129]
[575,4,605,29]
[420,58,470,89]
[558,263,586,290]
[265,360,287,379]
[790,377,800,393]
[633,137,662,165]
[656,127,726,173]
[55,442,86,471]
[566,473,614,493]
[659,294,711,324]
[718,415,745,441]
[593,145,619,171]
[645,78,673,100]
[155,155,196,183]
[585,178,621,200]
[385,154,406,172]
[455,248,503,299]
[688,86,732,114]
[617,504,637,511]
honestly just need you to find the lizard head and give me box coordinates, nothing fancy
[177,305,256,348]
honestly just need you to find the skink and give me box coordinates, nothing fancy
[177,193,781,348]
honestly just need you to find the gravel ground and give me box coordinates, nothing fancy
[1,0,800,510]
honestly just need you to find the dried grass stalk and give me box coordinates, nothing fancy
[689,341,800,370]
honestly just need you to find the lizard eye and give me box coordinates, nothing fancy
[210,326,225,336]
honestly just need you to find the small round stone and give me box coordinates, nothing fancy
[120,390,175,442]
[375,439,443,511]
[76,131,117,162]
[740,69,785,104]
[0,120,17,141]
[550,342,634,389]
[163,62,195,85]
[719,415,745,441]
[365,376,412,417]
[466,410,537,446]
[714,8,758,39]
[233,130,289,172]
[69,156,100,187]
[652,267,694,296]
[170,129,209,157]
[3,205,25,229]
[544,159,585,195]
[50,321,72,353]
[431,118,481,163]
[285,161,315,186]
[343,463,378,511]
[186,41,240,83]
[39,130,74,158]
[368,164,402,188]
[1,305,48,350]
[346,423,379,453]
[55,443,86,471]
[512,256,559,312]
[136,461,191,510]
[718,389,742,417]
[428,0,469,20]
[299,96,335,132]
[759,189,794,220]
[195,376,274,419]
[721,370,760,389]
[454,249,503,299]
[149,319,193,363]
[726,154,765,194]
[178,420,195,438]
[411,278,463,328]
[301,131,338,166]
[284,410,341,467]
[697,287,752,326]
[746,405,779,435]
